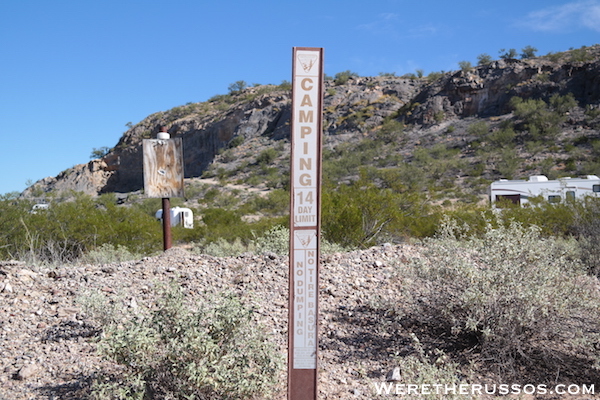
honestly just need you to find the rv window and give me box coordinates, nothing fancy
[495,194,520,207]
[566,191,576,200]
[548,195,561,203]
[594,185,600,193]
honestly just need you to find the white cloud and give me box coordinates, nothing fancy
[519,0,600,32]
[357,13,400,36]
[581,3,600,30]
[358,13,441,39]
[408,23,439,38]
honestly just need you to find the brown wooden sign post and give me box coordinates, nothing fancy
[143,127,184,251]
[289,47,324,400]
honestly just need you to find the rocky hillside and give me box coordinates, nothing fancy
[23,45,600,200]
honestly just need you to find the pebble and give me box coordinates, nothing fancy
[16,364,39,380]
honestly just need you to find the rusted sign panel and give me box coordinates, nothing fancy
[143,138,184,198]
[289,46,323,400]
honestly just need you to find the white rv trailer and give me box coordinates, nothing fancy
[489,175,600,206]
[155,207,194,229]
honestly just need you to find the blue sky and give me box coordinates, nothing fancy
[1,0,599,195]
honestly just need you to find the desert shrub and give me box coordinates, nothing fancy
[253,225,289,255]
[427,71,444,82]
[80,243,142,264]
[89,284,282,400]
[90,146,111,159]
[196,225,348,257]
[0,194,161,263]
[253,225,349,256]
[476,53,493,65]
[487,124,515,148]
[495,147,520,178]
[377,334,474,400]
[400,218,600,380]
[549,92,577,114]
[412,144,464,181]
[245,189,289,216]
[509,94,576,140]
[228,80,247,94]
[201,237,255,257]
[520,45,537,59]
[228,135,245,148]
[376,118,404,143]
[333,70,359,85]
[256,148,278,165]
[572,197,600,277]
[499,48,518,59]
[181,207,284,246]
[458,60,472,72]
[322,175,437,247]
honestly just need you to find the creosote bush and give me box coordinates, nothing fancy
[88,284,283,400]
[0,193,161,264]
[399,217,600,380]
[197,225,348,257]
[384,334,475,400]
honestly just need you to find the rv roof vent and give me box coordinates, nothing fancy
[528,175,548,182]
[585,175,600,179]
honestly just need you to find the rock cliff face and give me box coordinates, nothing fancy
[22,45,600,197]
[408,52,600,125]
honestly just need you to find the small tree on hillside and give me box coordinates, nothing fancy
[477,53,493,66]
[499,48,518,60]
[520,45,538,59]
[228,80,247,94]
[90,146,111,159]
[458,61,472,72]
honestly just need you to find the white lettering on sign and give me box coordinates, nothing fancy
[292,49,321,228]
[292,229,318,369]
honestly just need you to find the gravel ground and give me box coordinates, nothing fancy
[2,245,598,400]
[0,244,415,400]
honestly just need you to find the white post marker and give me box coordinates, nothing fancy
[288,47,323,400]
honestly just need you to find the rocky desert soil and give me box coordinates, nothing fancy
[1,245,598,399]
[0,245,416,400]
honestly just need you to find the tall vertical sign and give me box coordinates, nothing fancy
[289,47,323,400]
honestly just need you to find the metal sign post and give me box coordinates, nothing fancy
[143,126,184,251]
[289,47,324,400]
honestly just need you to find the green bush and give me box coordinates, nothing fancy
[228,80,247,94]
[196,225,348,257]
[499,48,518,59]
[0,194,161,263]
[572,197,600,276]
[256,148,278,165]
[467,120,489,137]
[200,237,255,258]
[509,94,576,141]
[520,45,537,59]
[333,70,359,85]
[458,60,472,72]
[80,243,142,264]
[322,175,437,247]
[476,53,493,66]
[386,334,474,400]
[400,218,600,379]
[89,284,283,399]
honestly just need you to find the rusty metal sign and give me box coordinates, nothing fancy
[143,137,184,198]
[288,47,323,400]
